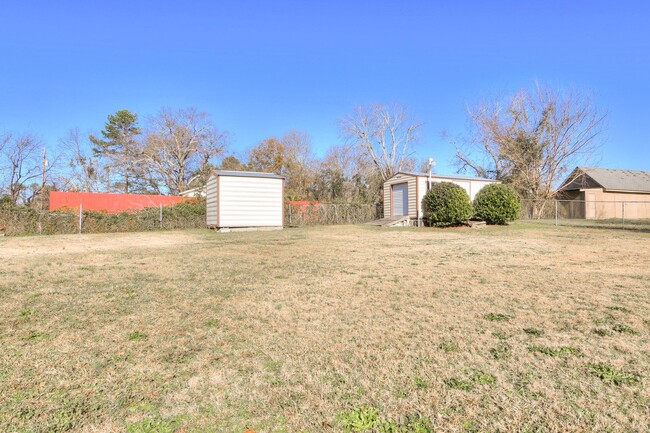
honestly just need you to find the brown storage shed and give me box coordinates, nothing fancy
[559,167,650,219]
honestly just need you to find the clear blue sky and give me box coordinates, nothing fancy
[1,1,649,173]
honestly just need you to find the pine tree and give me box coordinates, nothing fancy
[90,110,141,193]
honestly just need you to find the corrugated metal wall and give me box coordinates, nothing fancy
[206,175,218,226]
[49,191,188,214]
[383,174,417,218]
[218,176,283,227]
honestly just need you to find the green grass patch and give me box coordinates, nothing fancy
[523,327,544,337]
[126,417,178,433]
[437,341,459,352]
[128,331,147,341]
[490,343,512,359]
[484,313,512,322]
[470,370,497,386]
[444,377,474,391]
[612,324,637,335]
[528,345,582,358]
[592,328,613,337]
[588,363,639,385]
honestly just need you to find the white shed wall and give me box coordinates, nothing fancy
[218,176,283,227]
[423,177,493,201]
[206,174,218,226]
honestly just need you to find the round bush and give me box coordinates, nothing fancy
[473,183,520,225]
[422,182,473,226]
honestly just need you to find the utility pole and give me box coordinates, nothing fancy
[41,147,48,192]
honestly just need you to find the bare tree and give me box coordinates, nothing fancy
[280,130,316,199]
[143,107,228,194]
[0,133,53,205]
[455,84,606,216]
[58,128,100,192]
[339,103,422,181]
[248,130,316,199]
[312,143,384,203]
[0,132,8,154]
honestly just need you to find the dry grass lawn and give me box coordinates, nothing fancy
[0,224,648,432]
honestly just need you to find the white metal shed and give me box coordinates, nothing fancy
[206,170,284,230]
[383,172,499,224]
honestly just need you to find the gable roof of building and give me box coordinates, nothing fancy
[561,167,650,193]
[389,171,498,182]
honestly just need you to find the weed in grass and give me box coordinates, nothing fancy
[606,306,631,313]
[471,370,497,386]
[128,331,147,341]
[492,331,508,340]
[594,313,617,325]
[592,328,613,337]
[18,308,37,317]
[462,420,479,433]
[126,417,178,433]
[205,319,220,328]
[523,328,544,337]
[337,409,433,433]
[588,363,639,385]
[412,376,429,389]
[490,343,512,360]
[24,331,47,342]
[264,359,282,373]
[612,324,637,335]
[390,414,434,433]
[437,341,459,352]
[337,406,379,432]
[46,398,102,433]
[484,313,512,322]
[444,378,474,391]
[528,345,581,358]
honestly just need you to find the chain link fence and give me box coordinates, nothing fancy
[0,201,381,235]
[0,202,206,236]
[519,199,650,231]
[285,202,380,226]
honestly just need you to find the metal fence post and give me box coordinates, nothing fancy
[79,204,82,234]
[555,200,558,226]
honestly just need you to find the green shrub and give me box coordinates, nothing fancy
[421,182,472,226]
[473,183,520,224]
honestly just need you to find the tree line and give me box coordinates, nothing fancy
[0,83,605,210]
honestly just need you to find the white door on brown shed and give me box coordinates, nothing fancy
[392,183,408,216]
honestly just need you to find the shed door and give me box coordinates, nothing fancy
[392,183,409,216]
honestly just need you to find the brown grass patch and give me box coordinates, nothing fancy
[0,224,648,432]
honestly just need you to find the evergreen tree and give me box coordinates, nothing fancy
[90,110,141,193]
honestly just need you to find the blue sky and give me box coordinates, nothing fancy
[1,1,649,174]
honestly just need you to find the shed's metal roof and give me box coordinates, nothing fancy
[563,167,650,193]
[212,170,285,179]
[393,171,498,182]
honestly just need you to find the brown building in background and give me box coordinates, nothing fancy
[559,167,650,219]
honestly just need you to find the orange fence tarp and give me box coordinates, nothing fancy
[49,191,189,214]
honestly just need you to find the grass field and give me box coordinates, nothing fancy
[0,224,648,432]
